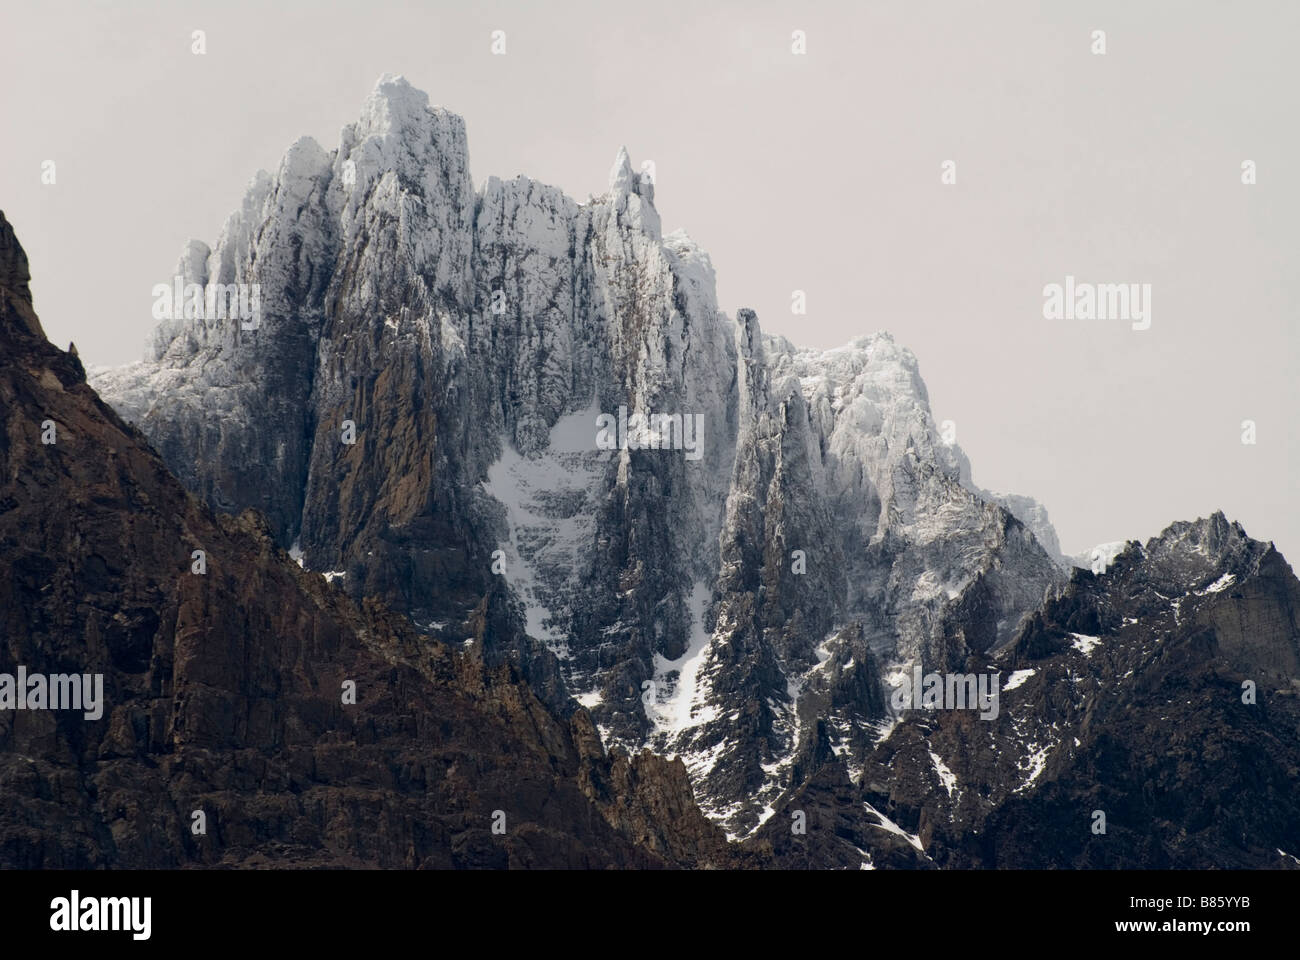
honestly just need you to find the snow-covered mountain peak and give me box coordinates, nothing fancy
[335,74,472,230]
[609,145,634,191]
[359,73,434,137]
[90,75,1068,839]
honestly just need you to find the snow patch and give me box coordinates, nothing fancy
[481,400,609,663]
[929,749,958,797]
[863,801,924,852]
[649,582,718,736]
[1197,572,1237,595]
[1015,741,1053,792]
[1003,669,1035,691]
[1069,633,1102,657]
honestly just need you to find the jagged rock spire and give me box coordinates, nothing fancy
[608,145,634,193]
[0,210,44,340]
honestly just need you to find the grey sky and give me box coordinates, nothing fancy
[3,0,1296,564]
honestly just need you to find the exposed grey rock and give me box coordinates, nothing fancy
[92,75,1067,837]
[837,513,1300,869]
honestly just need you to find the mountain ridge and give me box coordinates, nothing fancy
[92,75,1070,834]
[76,76,1300,858]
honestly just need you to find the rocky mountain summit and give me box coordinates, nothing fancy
[74,76,1300,866]
[93,76,1068,836]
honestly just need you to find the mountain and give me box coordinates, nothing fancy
[0,209,731,868]
[74,76,1300,867]
[854,513,1300,868]
[92,76,1070,836]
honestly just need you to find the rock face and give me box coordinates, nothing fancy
[0,210,731,869]
[91,75,1068,837]
[85,77,1300,865]
[761,512,1300,870]
[10,74,1300,869]
[982,492,1065,567]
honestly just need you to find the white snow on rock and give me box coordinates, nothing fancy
[87,74,1069,841]
[481,401,611,664]
[1069,633,1102,657]
[929,749,958,797]
[863,800,925,852]
[1003,669,1036,691]
[648,582,719,737]
[1196,572,1237,595]
[1015,740,1053,792]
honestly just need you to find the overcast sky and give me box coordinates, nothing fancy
[3,0,1297,563]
